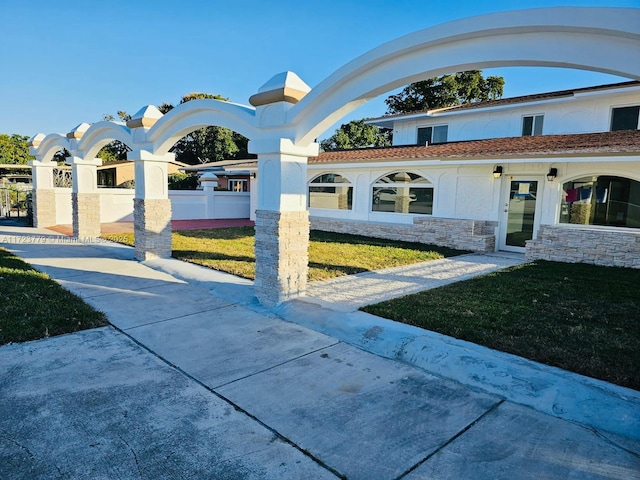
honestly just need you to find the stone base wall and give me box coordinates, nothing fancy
[32,189,57,228]
[526,225,640,269]
[254,210,309,306]
[72,193,101,239]
[134,198,172,261]
[310,216,496,252]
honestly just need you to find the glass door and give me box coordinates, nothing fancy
[500,178,541,251]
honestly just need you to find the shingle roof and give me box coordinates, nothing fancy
[310,130,640,164]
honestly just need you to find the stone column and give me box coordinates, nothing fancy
[251,139,318,306]
[29,160,57,228]
[248,71,316,306]
[128,150,173,261]
[67,156,102,239]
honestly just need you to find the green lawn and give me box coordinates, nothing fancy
[106,228,465,281]
[0,248,108,345]
[362,261,640,391]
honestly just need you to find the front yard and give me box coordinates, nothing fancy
[106,228,465,281]
[362,260,640,391]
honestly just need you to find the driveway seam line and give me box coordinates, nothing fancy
[108,324,346,479]
[211,342,341,389]
[122,304,242,331]
[394,398,506,480]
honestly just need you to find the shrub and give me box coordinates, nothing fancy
[168,173,199,190]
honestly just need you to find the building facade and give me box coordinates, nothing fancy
[302,82,640,268]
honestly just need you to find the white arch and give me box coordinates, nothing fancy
[146,99,258,155]
[309,171,355,182]
[34,134,70,162]
[563,171,640,185]
[289,7,640,145]
[76,121,133,159]
[372,169,435,186]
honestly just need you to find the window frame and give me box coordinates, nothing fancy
[371,171,434,215]
[308,172,354,211]
[416,124,448,145]
[610,105,640,131]
[559,174,640,229]
[522,114,544,136]
[228,179,248,192]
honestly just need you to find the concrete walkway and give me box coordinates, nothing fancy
[1,223,639,479]
[306,251,526,310]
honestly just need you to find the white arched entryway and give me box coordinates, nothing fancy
[28,6,640,305]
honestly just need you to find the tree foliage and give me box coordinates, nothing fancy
[385,70,505,114]
[320,120,392,152]
[97,111,131,163]
[160,93,249,164]
[0,134,34,164]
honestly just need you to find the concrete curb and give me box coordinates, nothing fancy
[276,298,640,441]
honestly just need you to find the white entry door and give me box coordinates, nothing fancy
[499,177,543,252]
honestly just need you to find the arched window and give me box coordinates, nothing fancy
[308,173,353,210]
[372,171,433,215]
[560,175,640,228]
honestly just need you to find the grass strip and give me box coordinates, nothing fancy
[0,248,108,345]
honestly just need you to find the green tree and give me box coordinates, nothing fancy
[0,134,34,164]
[161,93,249,164]
[385,70,505,114]
[320,120,392,152]
[97,111,131,163]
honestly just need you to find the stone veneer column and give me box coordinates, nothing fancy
[133,198,172,260]
[254,210,310,306]
[29,160,57,227]
[68,157,102,239]
[128,150,173,261]
[248,71,317,306]
[250,138,318,306]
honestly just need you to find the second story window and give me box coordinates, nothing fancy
[417,125,448,145]
[611,106,640,131]
[522,115,544,136]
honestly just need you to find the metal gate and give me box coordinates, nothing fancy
[0,186,31,220]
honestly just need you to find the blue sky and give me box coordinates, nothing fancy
[1,0,638,140]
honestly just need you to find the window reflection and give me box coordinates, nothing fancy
[560,176,640,228]
[372,171,433,215]
[309,173,353,210]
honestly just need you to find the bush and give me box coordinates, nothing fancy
[168,173,199,190]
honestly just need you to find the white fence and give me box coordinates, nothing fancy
[54,188,251,225]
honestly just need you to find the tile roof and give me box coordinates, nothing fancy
[310,130,640,164]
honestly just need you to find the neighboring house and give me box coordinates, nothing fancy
[97,160,187,187]
[0,164,32,186]
[236,81,640,269]
[180,160,253,192]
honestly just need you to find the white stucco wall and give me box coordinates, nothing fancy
[308,163,501,225]
[54,188,73,225]
[307,157,640,250]
[100,189,135,222]
[52,189,251,224]
[389,85,640,145]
